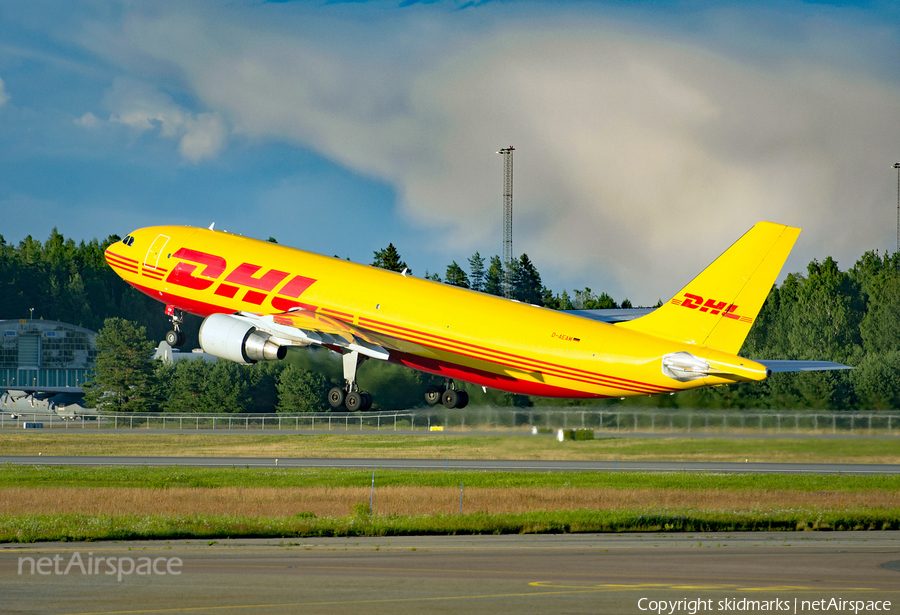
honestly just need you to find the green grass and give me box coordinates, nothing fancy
[2,432,900,463]
[4,432,899,541]
[3,508,898,543]
[2,464,899,492]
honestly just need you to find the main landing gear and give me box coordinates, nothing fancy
[425,379,469,409]
[327,350,373,412]
[164,305,186,347]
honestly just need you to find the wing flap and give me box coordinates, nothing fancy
[239,310,391,361]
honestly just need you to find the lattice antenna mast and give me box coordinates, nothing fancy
[895,163,900,258]
[498,146,514,298]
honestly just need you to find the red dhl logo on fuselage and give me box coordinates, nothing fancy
[165,247,318,311]
[670,293,753,324]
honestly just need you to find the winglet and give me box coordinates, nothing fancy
[619,222,800,354]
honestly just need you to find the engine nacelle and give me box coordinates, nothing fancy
[199,314,287,365]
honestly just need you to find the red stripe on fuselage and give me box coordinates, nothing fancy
[127,280,669,397]
[358,317,668,395]
[106,251,138,265]
[128,281,232,318]
[388,350,606,399]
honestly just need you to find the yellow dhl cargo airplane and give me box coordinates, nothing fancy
[105,221,850,411]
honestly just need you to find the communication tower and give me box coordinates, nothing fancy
[498,146,514,297]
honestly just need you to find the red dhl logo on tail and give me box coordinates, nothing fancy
[670,293,753,324]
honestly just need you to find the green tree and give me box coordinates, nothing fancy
[786,258,864,364]
[509,254,544,305]
[276,364,330,412]
[484,255,505,296]
[851,350,900,409]
[372,243,409,273]
[247,361,287,413]
[573,287,619,309]
[161,360,212,412]
[468,252,485,292]
[444,261,470,288]
[83,318,158,412]
[205,361,252,412]
[852,251,900,355]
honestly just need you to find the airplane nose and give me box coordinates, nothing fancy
[104,234,139,275]
[104,240,121,266]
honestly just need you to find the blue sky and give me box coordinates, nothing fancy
[1,0,899,305]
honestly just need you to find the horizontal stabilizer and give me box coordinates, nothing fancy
[758,360,853,373]
[564,308,655,323]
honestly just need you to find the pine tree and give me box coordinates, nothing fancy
[484,256,505,296]
[163,360,212,413]
[468,252,485,292]
[372,243,409,273]
[83,318,158,412]
[445,261,470,288]
[205,361,252,413]
[510,254,544,305]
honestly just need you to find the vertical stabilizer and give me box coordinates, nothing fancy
[618,222,800,354]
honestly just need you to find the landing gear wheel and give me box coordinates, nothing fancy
[425,386,442,406]
[345,391,364,412]
[327,387,346,410]
[165,330,185,347]
[360,392,372,412]
[455,390,469,409]
[441,389,459,409]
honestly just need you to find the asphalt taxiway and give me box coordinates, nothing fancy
[1,533,898,614]
[2,455,900,474]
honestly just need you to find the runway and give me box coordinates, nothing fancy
[2,455,900,474]
[1,533,898,614]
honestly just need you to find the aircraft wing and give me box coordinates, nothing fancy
[234,309,390,361]
[562,308,656,323]
[758,360,854,373]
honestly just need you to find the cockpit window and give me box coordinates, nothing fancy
[122,236,135,247]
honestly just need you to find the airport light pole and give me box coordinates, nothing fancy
[497,146,514,299]
[29,307,34,320]
[894,163,900,257]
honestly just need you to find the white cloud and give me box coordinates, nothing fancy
[0,76,9,107]
[74,5,900,302]
[177,112,226,163]
[74,111,100,127]
[104,78,227,162]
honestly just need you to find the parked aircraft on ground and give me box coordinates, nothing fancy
[105,221,849,411]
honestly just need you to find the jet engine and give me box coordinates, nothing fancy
[199,313,286,364]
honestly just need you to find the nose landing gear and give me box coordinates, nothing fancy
[164,305,186,347]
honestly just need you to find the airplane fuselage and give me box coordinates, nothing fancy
[105,225,768,399]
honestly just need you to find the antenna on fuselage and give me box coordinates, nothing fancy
[209,222,215,230]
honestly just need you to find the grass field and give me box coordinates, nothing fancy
[3,431,899,542]
[2,432,899,463]
[2,465,899,542]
